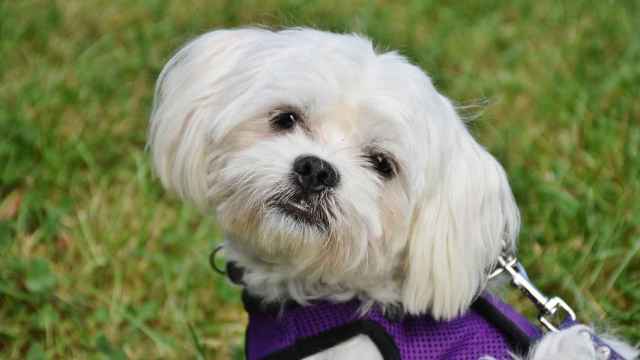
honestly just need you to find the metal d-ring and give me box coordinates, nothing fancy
[209,245,226,275]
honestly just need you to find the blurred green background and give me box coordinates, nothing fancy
[1,0,639,358]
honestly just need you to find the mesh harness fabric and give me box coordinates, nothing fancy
[243,291,540,360]
[219,261,625,360]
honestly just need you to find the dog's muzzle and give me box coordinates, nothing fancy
[266,155,340,230]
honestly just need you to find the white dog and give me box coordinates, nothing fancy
[148,28,637,359]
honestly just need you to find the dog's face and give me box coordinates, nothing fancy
[149,28,520,319]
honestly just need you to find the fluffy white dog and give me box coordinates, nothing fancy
[148,28,637,359]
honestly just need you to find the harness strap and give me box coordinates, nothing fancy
[262,320,400,360]
[470,295,538,355]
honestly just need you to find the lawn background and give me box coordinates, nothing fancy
[1,0,639,359]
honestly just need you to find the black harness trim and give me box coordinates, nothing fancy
[470,296,535,355]
[261,319,401,360]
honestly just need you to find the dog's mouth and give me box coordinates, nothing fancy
[269,193,332,230]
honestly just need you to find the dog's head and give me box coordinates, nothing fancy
[148,28,519,319]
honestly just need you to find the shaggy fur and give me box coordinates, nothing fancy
[148,28,637,359]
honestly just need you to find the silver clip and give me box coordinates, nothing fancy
[490,255,576,332]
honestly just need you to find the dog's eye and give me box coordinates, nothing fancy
[270,112,298,131]
[367,152,396,179]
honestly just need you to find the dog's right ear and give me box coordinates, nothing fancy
[147,28,271,209]
[401,95,520,320]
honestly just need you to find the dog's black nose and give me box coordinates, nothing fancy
[292,155,340,193]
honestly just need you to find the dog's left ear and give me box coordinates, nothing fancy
[401,95,520,320]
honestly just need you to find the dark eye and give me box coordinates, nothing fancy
[270,111,298,131]
[367,152,396,179]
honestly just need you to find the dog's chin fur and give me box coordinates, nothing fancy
[148,27,519,320]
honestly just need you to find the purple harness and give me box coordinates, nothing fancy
[244,292,539,360]
[216,260,625,360]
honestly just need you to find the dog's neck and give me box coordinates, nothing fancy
[222,236,405,313]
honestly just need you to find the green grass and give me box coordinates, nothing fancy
[1,0,639,358]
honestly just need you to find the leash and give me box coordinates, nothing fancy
[489,255,625,359]
[488,255,576,332]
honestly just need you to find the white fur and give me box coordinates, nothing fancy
[524,326,638,360]
[149,28,637,359]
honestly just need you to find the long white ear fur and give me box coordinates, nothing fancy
[402,96,520,319]
[147,28,269,209]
